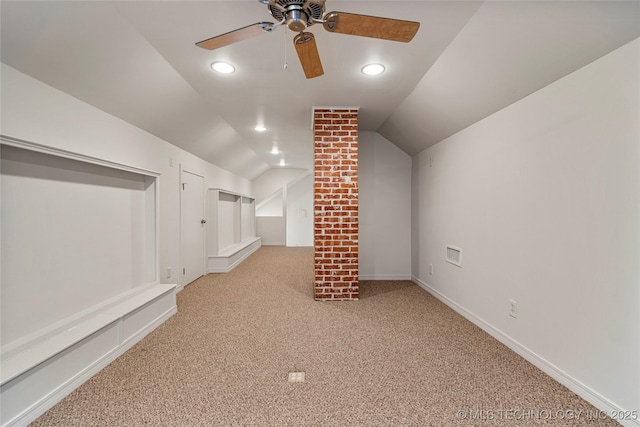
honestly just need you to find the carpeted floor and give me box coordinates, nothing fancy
[32,246,618,426]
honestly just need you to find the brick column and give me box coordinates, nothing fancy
[313,108,359,300]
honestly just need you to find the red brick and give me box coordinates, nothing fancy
[313,109,359,301]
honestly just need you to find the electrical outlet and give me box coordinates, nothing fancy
[509,299,518,318]
[167,267,172,279]
[429,264,433,275]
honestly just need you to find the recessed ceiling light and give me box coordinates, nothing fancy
[361,63,385,76]
[211,62,235,74]
[254,125,267,132]
[279,159,286,167]
[270,146,279,155]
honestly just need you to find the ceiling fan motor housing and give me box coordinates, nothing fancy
[264,0,326,32]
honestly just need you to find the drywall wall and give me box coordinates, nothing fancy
[256,191,284,216]
[411,38,639,417]
[252,168,309,246]
[0,63,251,295]
[286,173,313,247]
[255,189,285,245]
[252,168,308,204]
[359,131,412,280]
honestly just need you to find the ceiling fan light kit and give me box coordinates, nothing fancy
[196,0,420,79]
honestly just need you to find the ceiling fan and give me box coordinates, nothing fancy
[195,0,420,79]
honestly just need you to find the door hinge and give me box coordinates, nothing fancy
[183,267,186,275]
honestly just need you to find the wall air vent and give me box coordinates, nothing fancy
[446,245,462,267]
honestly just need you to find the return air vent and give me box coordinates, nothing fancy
[446,245,462,267]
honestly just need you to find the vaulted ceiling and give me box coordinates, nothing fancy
[2,1,639,180]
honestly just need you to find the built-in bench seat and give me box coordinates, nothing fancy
[207,236,262,273]
[0,283,177,427]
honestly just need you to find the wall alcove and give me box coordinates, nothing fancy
[0,137,176,427]
[206,188,260,273]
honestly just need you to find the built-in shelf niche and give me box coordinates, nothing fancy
[241,196,256,241]
[0,137,176,427]
[207,189,260,273]
[1,141,160,345]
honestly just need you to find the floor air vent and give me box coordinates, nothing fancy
[288,371,305,383]
[446,245,462,267]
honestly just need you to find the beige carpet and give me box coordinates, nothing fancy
[33,247,618,426]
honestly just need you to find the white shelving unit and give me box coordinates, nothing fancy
[207,189,260,273]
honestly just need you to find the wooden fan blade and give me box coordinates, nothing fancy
[294,32,324,79]
[323,12,419,43]
[196,22,272,50]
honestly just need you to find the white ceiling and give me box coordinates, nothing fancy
[1,1,639,180]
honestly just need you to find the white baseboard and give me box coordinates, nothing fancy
[411,276,640,427]
[1,284,177,427]
[359,274,413,281]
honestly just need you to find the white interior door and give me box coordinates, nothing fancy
[180,169,205,286]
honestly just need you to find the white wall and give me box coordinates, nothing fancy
[286,173,313,247]
[359,131,412,280]
[252,168,309,246]
[0,63,251,298]
[251,168,308,204]
[412,39,639,417]
[256,190,284,216]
